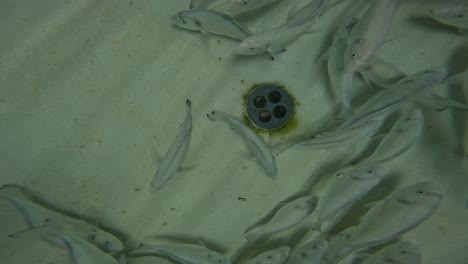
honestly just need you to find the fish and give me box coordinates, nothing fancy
[128,242,230,264]
[278,119,382,154]
[430,4,468,33]
[151,100,192,191]
[313,163,384,232]
[59,232,120,264]
[170,10,252,40]
[246,246,290,264]
[0,184,124,253]
[361,241,421,264]
[207,110,277,177]
[338,67,447,130]
[234,0,325,59]
[361,106,424,165]
[288,236,328,264]
[332,181,442,263]
[245,195,318,242]
[9,219,119,264]
[343,0,400,73]
[198,0,285,17]
[326,17,359,110]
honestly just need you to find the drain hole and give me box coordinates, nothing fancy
[268,91,281,103]
[273,105,287,118]
[258,110,272,123]
[253,96,267,108]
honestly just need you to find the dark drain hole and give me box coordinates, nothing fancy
[253,96,267,108]
[273,105,287,118]
[268,91,281,103]
[258,110,272,122]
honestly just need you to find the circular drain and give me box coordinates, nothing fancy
[246,83,294,130]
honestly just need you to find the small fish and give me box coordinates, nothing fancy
[361,106,424,165]
[313,164,384,232]
[361,241,421,264]
[338,67,447,130]
[333,181,442,262]
[326,17,359,110]
[430,4,468,33]
[245,195,318,242]
[234,0,325,59]
[128,242,230,264]
[278,120,382,154]
[207,110,277,177]
[343,0,400,73]
[151,100,192,191]
[170,10,252,40]
[58,232,120,264]
[288,236,328,264]
[0,184,123,253]
[246,246,290,264]
[10,219,119,264]
[201,0,285,17]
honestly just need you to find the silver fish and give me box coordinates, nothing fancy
[151,100,192,191]
[201,0,285,17]
[59,232,120,264]
[207,110,277,177]
[245,195,318,242]
[333,181,442,263]
[361,241,421,264]
[0,184,123,253]
[288,236,328,264]
[430,4,468,32]
[343,0,400,73]
[128,242,229,264]
[338,67,447,130]
[170,10,252,40]
[235,0,325,59]
[278,119,382,154]
[326,17,359,111]
[361,106,424,165]
[246,246,290,264]
[314,164,384,232]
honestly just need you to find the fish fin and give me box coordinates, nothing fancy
[197,239,207,248]
[318,48,330,62]
[245,232,262,243]
[442,69,468,86]
[363,200,379,209]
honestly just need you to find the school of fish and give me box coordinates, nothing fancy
[2,0,468,263]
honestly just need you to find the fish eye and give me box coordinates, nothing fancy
[243,1,248,5]
[417,190,424,194]
[401,250,407,254]
[368,170,373,173]
[457,14,463,18]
